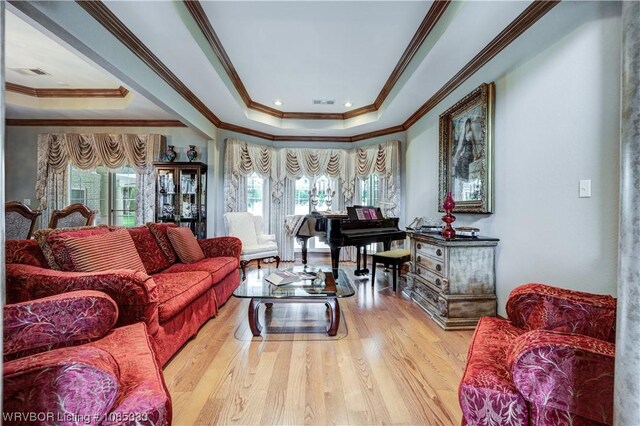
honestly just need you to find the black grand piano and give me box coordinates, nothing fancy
[295,206,406,276]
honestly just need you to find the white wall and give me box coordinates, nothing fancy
[406,1,621,315]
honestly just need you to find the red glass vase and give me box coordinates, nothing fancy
[441,192,456,239]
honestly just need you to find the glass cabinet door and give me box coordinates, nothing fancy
[198,170,207,238]
[179,168,199,232]
[157,168,176,221]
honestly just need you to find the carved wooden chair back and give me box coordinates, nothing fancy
[5,201,42,240]
[48,203,96,229]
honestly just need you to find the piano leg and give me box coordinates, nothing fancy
[330,246,341,277]
[362,245,369,275]
[297,236,310,267]
[354,245,369,276]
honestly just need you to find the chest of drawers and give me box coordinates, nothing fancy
[406,232,499,330]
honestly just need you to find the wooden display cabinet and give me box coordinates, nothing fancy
[154,162,207,238]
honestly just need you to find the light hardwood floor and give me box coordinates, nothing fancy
[163,259,473,425]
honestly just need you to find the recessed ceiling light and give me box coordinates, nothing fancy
[344,102,353,107]
[274,99,283,106]
[57,82,69,86]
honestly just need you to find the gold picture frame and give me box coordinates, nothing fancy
[439,82,495,214]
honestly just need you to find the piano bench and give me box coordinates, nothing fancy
[371,249,411,292]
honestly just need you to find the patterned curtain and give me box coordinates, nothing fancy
[36,133,164,227]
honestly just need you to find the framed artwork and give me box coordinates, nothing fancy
[439,82,495,214]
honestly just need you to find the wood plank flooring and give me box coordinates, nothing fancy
[163,259,473,425]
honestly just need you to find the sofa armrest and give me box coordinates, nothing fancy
[3,291,118,360]
[198,236,242,259]
[3,346,120,421]
[257,233,276,244]
[6,264,159,334]
[508,330,615,425]
[506,283,617,342]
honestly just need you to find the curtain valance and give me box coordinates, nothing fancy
[38,133,163,174]
[225,138,399,183]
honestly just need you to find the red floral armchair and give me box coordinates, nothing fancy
[459,283,616,426]
[3,291,172,425]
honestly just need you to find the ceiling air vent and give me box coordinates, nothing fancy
[11,67,50,76]
[313,99,335,105]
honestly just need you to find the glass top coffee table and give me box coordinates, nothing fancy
[233,267,355,336]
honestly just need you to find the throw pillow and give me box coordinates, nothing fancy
[34,225,111,270]
[146,222,179,263]
[64,228,147,273]
[167,227,205,264]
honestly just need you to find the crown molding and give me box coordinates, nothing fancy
[184,0,450,120]
[6,82,130,98]
[404,0,560,129]
[76,0,222,128]
[5,119,186,127]
[29,0,559,143]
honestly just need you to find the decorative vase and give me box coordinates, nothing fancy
[186,145,198,162]
[441,192,457,239]
[165,145,177,162]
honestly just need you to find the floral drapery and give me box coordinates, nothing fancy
[223,138,402,261]
[36,133,164,227]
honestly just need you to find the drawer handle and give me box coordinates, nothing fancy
[417,243,422,249]
[417,255,422,263]
[435,278,441,287]
[436,249,443,256]
[436,264,442,272]
[417,268,422,275]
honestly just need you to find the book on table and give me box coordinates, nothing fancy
[265,270,300,286]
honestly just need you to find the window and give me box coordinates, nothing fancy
[112,168,137,227]
[246,173,264,217]
[294,175,332,251]
[69,165,138,227]
[360,175,381,207]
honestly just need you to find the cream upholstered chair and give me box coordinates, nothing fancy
[224,212,280,280]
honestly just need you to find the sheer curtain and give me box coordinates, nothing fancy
[36,133,164,228]
[223,139,402,262]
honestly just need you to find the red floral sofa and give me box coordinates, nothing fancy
[459,283,616,426]
[3,291,171,425]
[5,223,242,366]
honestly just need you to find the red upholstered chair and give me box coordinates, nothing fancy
[3,291,172,425]
[459,283,616,426]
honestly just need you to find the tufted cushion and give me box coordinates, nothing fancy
[128,226,172,273]
[34,225,111,270]
[146,223,179,264]
[167,227,205,264]
[64,228,146,273]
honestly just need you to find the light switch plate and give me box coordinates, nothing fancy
[23,199,31,206]
[579,180,591,198]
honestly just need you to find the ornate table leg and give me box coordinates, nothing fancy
[325,298,340,336]
[248,298,262,336]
